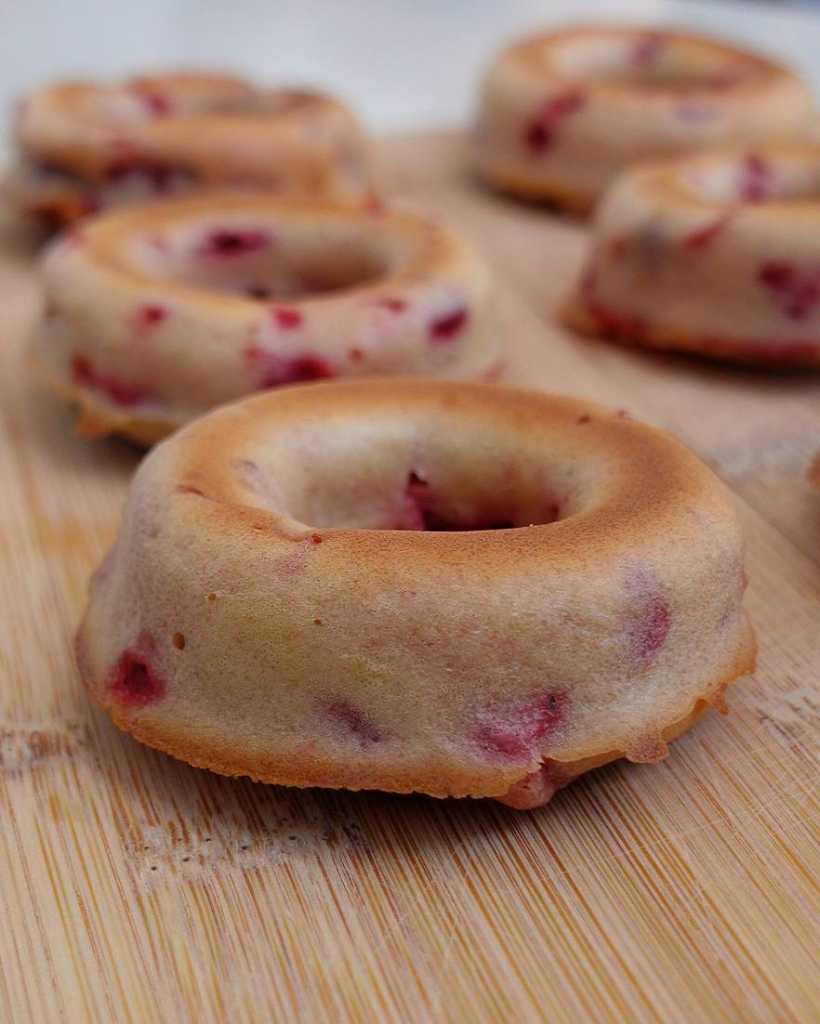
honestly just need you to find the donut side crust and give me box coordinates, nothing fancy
[474,155,598,214]
[561,293,820,367]
[76,616,756,805]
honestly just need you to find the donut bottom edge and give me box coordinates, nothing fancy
[31,350,180,446]
[32,343,507,448]
[79,618,756,812]
[561,294,820,368]
[473,153,598,215]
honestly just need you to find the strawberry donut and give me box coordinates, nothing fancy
[76,380,755,809]
[5,72,368,227]
[563,147,820,366]
[474,26,812,212]
[34,193,497,444]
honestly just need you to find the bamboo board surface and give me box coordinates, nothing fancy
[1,132,819,1024]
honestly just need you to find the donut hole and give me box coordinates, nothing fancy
[128,217,397,300]
[237,415,600,531]
[680,155,820,205]
[207,90,327,118]
[548,33,757,92]
[88,75,254,122]
[22,156,197,204]
[391,468,550,530]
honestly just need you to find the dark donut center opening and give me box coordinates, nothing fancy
[386,470,560,531]
[234,419,594,533]
[550,34,758,92]
[129,219,393,300]
[682,155,820,205]
[206,90,323,118]
[249,465,565,532]
[21,157,198,208]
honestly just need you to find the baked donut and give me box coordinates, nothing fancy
[563,147,820,366]
[474,25,812,212]
[5,72,368,227]
[33,193,498,444]
[76,379,755,809]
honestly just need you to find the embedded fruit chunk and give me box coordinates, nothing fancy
[524,91,586,155]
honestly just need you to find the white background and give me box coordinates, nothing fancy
[0,0,818,141]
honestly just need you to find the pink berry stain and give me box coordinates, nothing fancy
[543,501,561,523]
[733,339,820,362]
[626,571,671,662]
[608,236,628,260]
[682,213,733,249]
[738,155,771,203]
[62,226,86,249]
[395,471,428,530]
[134,303,168,333]
[631,32,664,67]
[104,158,185,194]
[473,692,568,762]
[197,229,272,259]
[244,345,332,389]
[582,267,648,339]
[707,65,744,90]
[758,262,820,321]
[80,193,102,216]
[137,90,173,117]
[674,102,717,124]
[71,354,148,407]
[377,297,407,314]
[633,224,666,273]
[524,90,586,155]
[324,699,383,747]
[272,306,303,329]
[429,307,468,341]
[109,637,166,708]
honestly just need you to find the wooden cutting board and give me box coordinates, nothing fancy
[1,132,818,1024]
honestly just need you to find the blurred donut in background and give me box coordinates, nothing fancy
[33,192,498,443]
[4,71,370,228]
[562,146,820,366]
[473,25,813,212]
